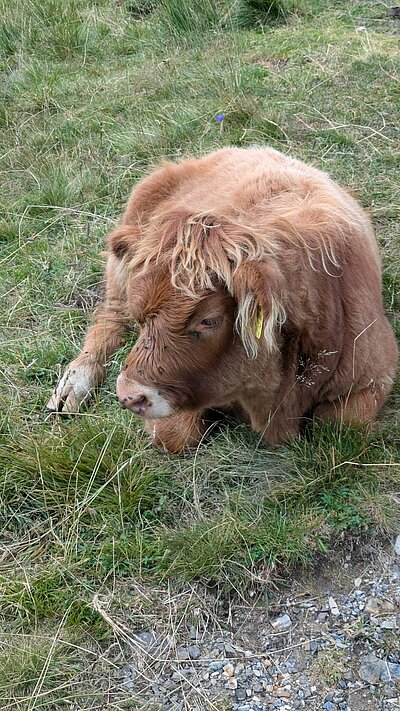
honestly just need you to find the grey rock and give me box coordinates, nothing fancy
[324,703,337,711]
[236,688,247,701]
[188,644,201,659]
[224,642,237,656]
[270,613,292,631]
[388,661,400,679]
[209,661,224,672]
[359,653,391,683]
[328,596,340,616]
[381,616,397,629]
[317,612,329,622]
[177,646,190,660]
[189,625,197,640]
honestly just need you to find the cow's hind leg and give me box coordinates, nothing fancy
[313,384,388,428]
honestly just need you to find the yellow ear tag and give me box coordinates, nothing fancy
[254,307,264,340]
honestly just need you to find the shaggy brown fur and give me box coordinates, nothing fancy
[48,147,398,453]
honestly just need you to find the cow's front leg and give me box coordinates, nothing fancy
[46,351,107,413]
[145,411,207,454]
[47,270,129,413]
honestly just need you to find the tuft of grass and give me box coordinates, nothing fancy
[156,0,226,44]
[0,637,79,707]
[234,0,296,28]
[124,0,157,19]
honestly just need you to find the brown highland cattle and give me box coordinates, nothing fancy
[47,147,398,453]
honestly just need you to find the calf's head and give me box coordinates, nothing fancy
[113,212,285,419]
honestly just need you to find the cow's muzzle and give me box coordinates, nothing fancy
[116,372,173,419]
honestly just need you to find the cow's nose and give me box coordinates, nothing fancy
[119,393,150,416]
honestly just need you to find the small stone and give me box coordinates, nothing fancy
[388,661,400,680]
[276,688,291,698]
[188,644,201,659]
[224,642,237,656]
[330,633,348,649]
[271,614,292,632]
[236,688,247,701]
[324,703,337,711]
[394,534,400,555]
[381,617,397,630]
[328,596,340,616]
[223,663,235,677]
[354,577,362,587]
[227,676,238,689]
[209,661,224,672]
[317,612,329,623]
[189,625,197,640]
[177,646,190,660]
[244,650,253,658]
[359,653,387,683]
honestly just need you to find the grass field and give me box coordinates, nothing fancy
[0,0,399,707]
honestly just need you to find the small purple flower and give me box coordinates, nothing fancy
[215,113,224,123]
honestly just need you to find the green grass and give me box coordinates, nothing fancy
[0,0,399,707]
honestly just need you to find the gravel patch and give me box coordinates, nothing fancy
[111,542,400,710]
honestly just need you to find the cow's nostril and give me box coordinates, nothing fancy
[119,393,150,416]
[130,394,149,416]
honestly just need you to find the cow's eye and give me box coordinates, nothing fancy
[193,316,223,334]
[201,317,220,328]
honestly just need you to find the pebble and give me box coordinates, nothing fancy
[271,614,292,631]
[223,663,235,677]
[224,642,237,656]
[394,535,400,556]
[381,617,397,630]
[328,596,340,616]
[188,644,201,659]
[359,653,400,684]
[177,646,190,660]
[236,688,247,701]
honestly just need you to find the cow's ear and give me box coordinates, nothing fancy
[108,224,140,260]
[231,260,286,357]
